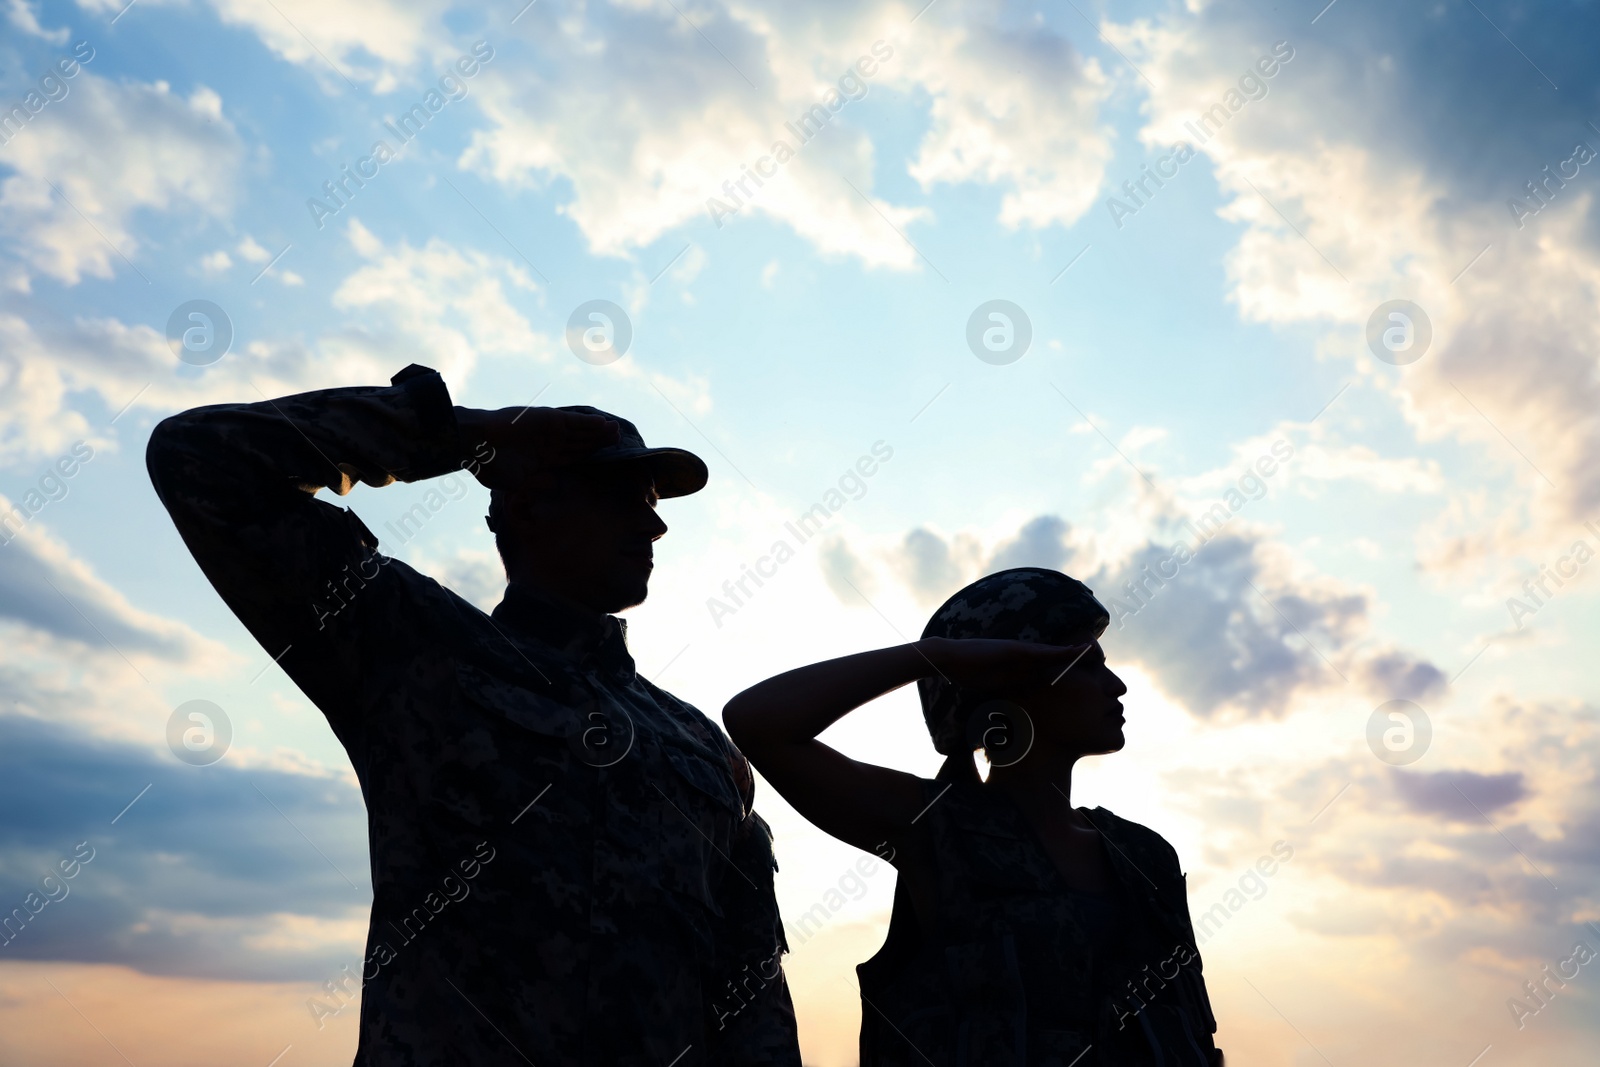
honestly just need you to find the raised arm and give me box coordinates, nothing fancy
[145,365,615,730]
[722,638,1083,857]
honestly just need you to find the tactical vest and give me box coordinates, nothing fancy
[857,779,1223,1067]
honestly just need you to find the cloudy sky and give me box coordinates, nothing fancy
[3,0,1599,1062]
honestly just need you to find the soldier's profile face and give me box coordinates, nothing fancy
[509,464,666,613]
[1017,640,1128,757]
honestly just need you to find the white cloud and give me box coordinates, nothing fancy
[458,1,1114,266]
[1299,694,1598,938]
[0,306,387,464]
[827,490,1446,720]
[1140,690,1600,1058]
[331,217,550,379]
[0,312,97,461]
[6,0,68,43]
[459,27,925,268]
[0,496,228,667]
[44,2,1118,272]
[1107,8,1600,580]
[1176,422,1444,498]
[0,74,241,285]
[0,217,571,466]
[73,0,458,92]
[817,536,874,604]
[902,17,1113,231]
[235,235,271,263]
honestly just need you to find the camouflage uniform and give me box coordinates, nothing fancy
[146,365,801,1067]
[857,567,1223,1065]
[858,780,1222,1066]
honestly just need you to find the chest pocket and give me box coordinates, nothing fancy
[654,733,746,915]
[455,661,585,739]
[445,662,589,834]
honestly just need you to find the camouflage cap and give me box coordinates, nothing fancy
[486,405,708,532]
[552,405,709,498]
[917,567,1110,756]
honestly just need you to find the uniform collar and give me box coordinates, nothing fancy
[492,581,635,680]
[947,783,1183,929]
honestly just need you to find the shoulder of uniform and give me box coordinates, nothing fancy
[638,677,756,809]
[1089,807,1183,873]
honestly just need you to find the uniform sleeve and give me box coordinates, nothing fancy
[706,809,803,1066]
[145,365,468,730]
[1166,842,1223,1063]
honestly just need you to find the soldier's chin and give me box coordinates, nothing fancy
[1094,729,1126,755]
[607,575,652,613]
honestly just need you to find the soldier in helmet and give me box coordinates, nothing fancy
[147,364,801,1066]
[725,567,1224,1066]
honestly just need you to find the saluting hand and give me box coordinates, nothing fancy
[919,637,1096,693]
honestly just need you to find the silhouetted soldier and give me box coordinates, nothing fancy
[726,568,1224,1065]
[147,364,801,1066]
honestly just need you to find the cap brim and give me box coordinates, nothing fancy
[585,446,708,498]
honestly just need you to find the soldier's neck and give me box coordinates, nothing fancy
[988,755,1093,831]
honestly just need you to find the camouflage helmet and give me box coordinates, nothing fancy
[918,567,1110,756]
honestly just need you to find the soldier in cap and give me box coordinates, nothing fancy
[147,365,801,1066]
[725,566,1224,1065]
